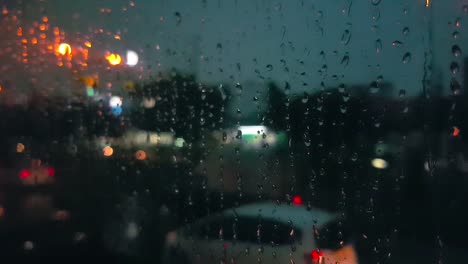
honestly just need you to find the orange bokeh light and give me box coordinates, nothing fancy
[135,150,147,161]
[57,43,72,56]
[103,146,114,157]
[84,41,92,48]
[105,53,122,66]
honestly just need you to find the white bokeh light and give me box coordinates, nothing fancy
[109,96,122,108]
[126,50,139,66]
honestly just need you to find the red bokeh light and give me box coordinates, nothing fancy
[19,169,31,179]
[311,249,324,261]
[453,126,460,137]
[47,167,56,176]
[292,195,303,205]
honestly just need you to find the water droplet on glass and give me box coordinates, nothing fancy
[340,105,347,113]
[392,40,403,47]
[375,39,382,54]
[450,62,460,75]
[319,50,325,60]
[399,89,406,97]
[403,27,410,36]
[402,52,411,64]
[342,93,350,102]
[455,17,461,27]
[376,75,384,84]
[351,152,358,161]
[452,45,462,57]
[453,31,460,39]
[463,5,468,13]
[341,29,351,45]
[338,83,346,93]
[371,8,380,21]
[301,93,309,103]
[451,79,462,95]
[369,81,380,93]
[371,0,382,6]
[266,64,273,71]
[341,54,350,66]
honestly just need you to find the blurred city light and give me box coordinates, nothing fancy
[371,158,388,169]
[239,126,267,135]
[103,146,114,157]
[84,41,92,48]
[126,50,139,66]
[135,150,147,160]
[453,126,460,137]
[426,0,430,7]
[106,53,122,65]
[57,43,72,56]
[174,138,185,148]
[142,97,156,108]
[109,96,122,108]
[47,167,56,177]
[292,195,303,205]
[19,169,31,179]
[16,143,25,153]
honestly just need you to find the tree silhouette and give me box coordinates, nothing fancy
[129,71,229,143]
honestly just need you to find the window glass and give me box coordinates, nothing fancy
[0,0,467,262]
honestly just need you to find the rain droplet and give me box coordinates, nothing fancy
[338,83,346,93]
[266,64,273,71]
[341,29,351,45]
[340,105,347,113]
[392,40,403,47]
[371,0,382,6]
[450,62,460,75]
[455,17,461,27]
[376,75,384,84]
[342,93,350,102]
[341,54,350,66]
[399,89,406,97]
[301,93,309,103]
[451,79,462,95]
[375,39,382,54]
[371,8,380,21]
[319,50,325,60]
[452,45,462,57]
[463,5,468,13]
[453,31,460,39]
[402,52,411,64]
[403,27,410,36]
[369,81,380,93]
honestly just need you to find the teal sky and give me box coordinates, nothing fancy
[9,0,468,98]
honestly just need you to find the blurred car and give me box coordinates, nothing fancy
[162,201,358,264]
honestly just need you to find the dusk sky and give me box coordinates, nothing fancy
[7,0,468,98]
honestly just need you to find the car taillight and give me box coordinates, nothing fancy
[47,167,56,177]
[305,249,324,264]
[19,169,31,179]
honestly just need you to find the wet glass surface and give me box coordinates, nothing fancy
[0,0,467,263]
